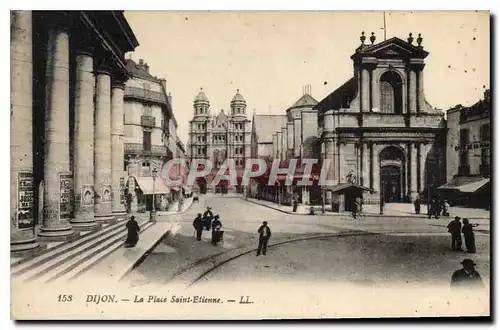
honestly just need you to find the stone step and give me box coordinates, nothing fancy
[11,218,128,271]
[41,222,156,284]
[13,219,149,282]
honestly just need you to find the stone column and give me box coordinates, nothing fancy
[94,65,114,221]
[370,69,379,112]
[408,69,417,113]
[338,143,345,183]
[325,138,336,182]
[361,68,370,112]
[39,25,75,240]
[111,76,127,218]
[361,142,369,187]
[372,144,380,193]
[417,69,425,113]
[11,11,39,252]
[419,143,430,195]
[410,143,418,200]
[71,41,98,230]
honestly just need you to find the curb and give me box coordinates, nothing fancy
[243,198,490,220]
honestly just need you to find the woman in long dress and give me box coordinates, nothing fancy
[462,218,479,253]
[125,216,140,248]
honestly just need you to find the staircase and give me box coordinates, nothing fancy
[11,217,154,284]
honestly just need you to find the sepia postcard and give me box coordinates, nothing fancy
[10,10,491,320]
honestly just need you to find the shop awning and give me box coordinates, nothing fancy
[170,186,181,192]
[132,176,171,195]
[437,177,490,193]
[322,183,374,194]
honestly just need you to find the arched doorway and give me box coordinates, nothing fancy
[379,71,403,114]
[379,146,406,203]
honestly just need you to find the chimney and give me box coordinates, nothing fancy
[168,92,172,106]
[138,58,144,65]
[144,63,150,73]
[159,78,167,92]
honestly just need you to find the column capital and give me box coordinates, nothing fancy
[74,29,97,56]
[94,50,114,74]
[112,70,129,89]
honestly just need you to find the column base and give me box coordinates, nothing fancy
[112,210,128,221]
[38,227,79,242]
[70,220,101,232]
[94,215,117,224]
[11,237,40,253]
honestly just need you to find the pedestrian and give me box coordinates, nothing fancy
[193,213,204,241]
[451,258,483,288]
[414,194,421,215]
[292,193,298,213]
[321,194,325,214]
[125,215,140,248]
[447,216,463,252]
[379,196,385,215]
[352,198,359,219]
[462,218,479,253]
[211,215,223,246]
[442,200,450,217]
[203,206,213,230]
[256,221,271,256]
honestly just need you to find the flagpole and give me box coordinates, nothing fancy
[383,11,387,40]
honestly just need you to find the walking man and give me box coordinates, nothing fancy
[193,213,204,241]
[451,259,483,288]
[256,221,271,256]
[447,216,463,252]
[414,194,421,215]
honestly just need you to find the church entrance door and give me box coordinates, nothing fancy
[380,165,402,202]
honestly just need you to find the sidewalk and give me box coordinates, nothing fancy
[243,197,491,221]
[157,197,194,216]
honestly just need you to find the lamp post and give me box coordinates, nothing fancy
[150,167,158,223]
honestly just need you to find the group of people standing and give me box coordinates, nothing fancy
[193,207,224,246]
[447,216,479,253]
[413,195,450,218]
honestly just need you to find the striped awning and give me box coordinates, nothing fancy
[131,176,171,195]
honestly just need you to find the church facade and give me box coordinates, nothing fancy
[187,89,251,193]
[315,33,446,209]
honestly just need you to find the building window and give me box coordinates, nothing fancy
[379,71,403,114]
[143,131,152,152]
[480,124,490,176]
[459,128,470,175]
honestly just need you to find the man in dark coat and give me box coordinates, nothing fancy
[256,221,272,256]
[203,207,213,230]
[462,218,479,253]
[451,259,483,288]
[125,216,140,248]
[414,195,421,214]
[193,213,204,241]
[447,216,463,252]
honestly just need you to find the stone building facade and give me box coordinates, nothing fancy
[438,89,490,208]
[315,33,446,210]
[11,11,138,253]
[122,58,180,212]
[187,89,251,193]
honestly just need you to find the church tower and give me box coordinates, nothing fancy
[229,89,251,168]
[188,88,210,160]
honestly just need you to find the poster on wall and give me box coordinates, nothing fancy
[81,185,94,206]
[59,174,73,219]
[120,177,125,205]
[102,184,112,202]
[17,172,34,230]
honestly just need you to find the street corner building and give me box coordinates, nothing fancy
[10,11,139,254]
[122,57,187,214]
[186,88,251,194]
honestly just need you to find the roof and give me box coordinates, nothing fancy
[289,93,318,109]
[252,114,288,144]
[314,77,357,113]
[323,183,373,193]
[125,59,159,83]
[195,88,209,103]
[231,89,246,103]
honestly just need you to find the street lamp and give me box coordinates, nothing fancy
[150,167,158,223]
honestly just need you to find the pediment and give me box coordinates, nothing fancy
[352,37,429,60]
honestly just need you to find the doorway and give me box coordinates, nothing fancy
[380,165,402,202]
